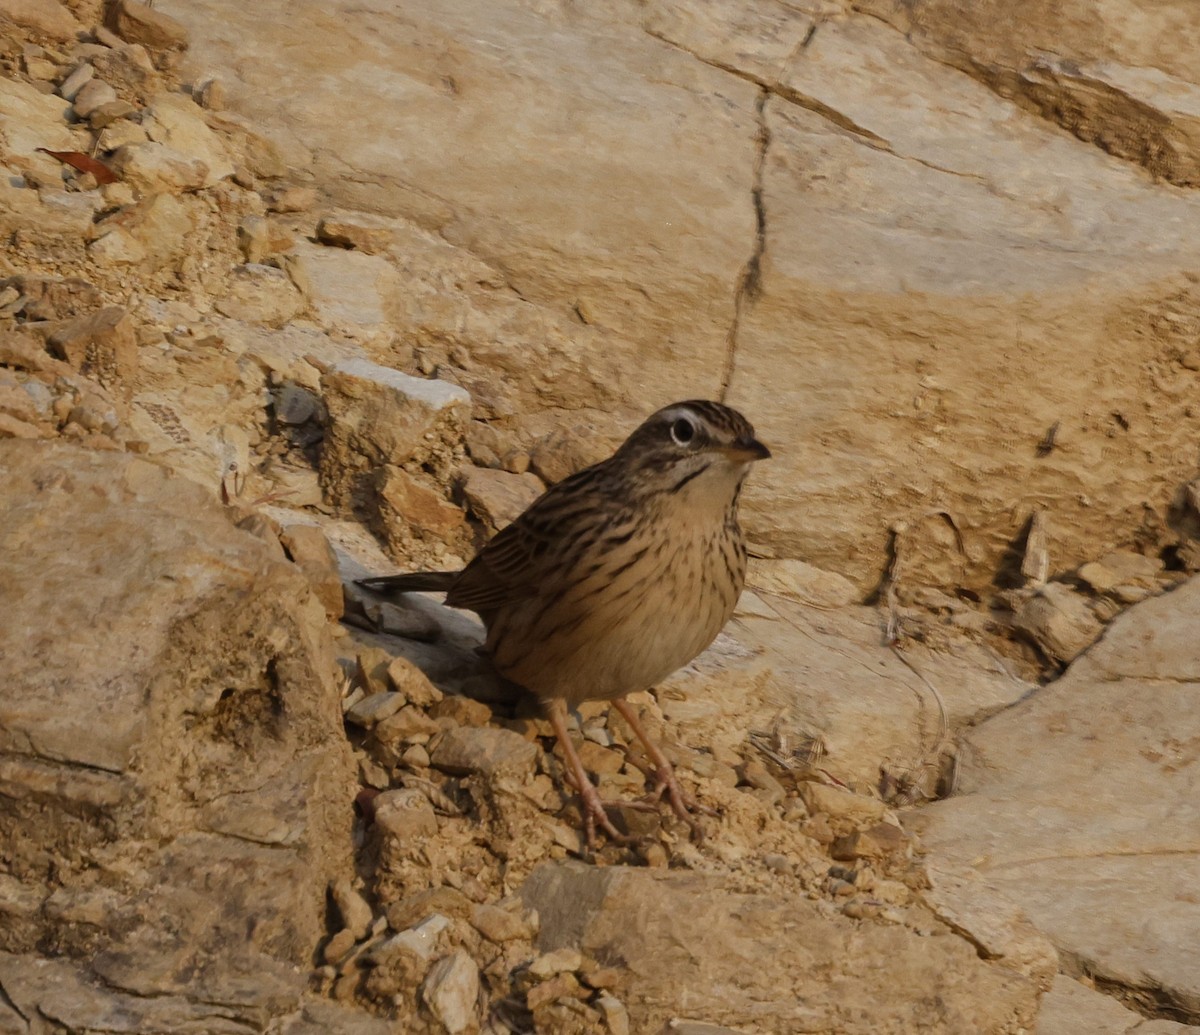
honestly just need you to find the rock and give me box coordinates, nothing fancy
[460,466,544,531]
[1012,582,1104,664]
[521,862,1040,1032]
[376,464,466,543]
[830,821,910,861]
[362,600,441,642]
[105,0,190,51]
[387,655,444,706]
[318,357,470,514]
[330,878,373,941]
[372,788,439,841]
[430,726,539,781]
[470,901,537,944]
[913,576,1200,1023]
[279,523,343,620]
[799,783,889,826]
[429,695,492,727]
[0,413,45,439]
[322,928,356,963]
[528,947,582,979]
[289,241,403,346]
[595,993,630,1035]
[747,559,859,608]
[1077,549,1163,595]
[213,263,306,326]
[143,92,235,186]
[58,63,95,102]
[47,307,138,401]
[72,78,118,119]
[317,213,395,254]
[264,184,317,213]
[109,141,210,193]
[0,442,354,1018]
[0,0,82,36]
[375,914,451,966]
[89,227,147,266]
[421,951,480,1035]
[0,275,102,322]
[344,691,405,728]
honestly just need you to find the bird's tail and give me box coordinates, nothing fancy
[356,571,458,594]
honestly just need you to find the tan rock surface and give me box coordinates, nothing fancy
[0,441,354,1020]
[913,576,1200,1023]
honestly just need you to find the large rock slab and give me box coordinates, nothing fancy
[0,442,354,1018]
[520,861,1042,1033]
[166,0,1200,593]
[912,576,1200,1023]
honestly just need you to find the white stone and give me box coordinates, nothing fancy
[421,950,479,1035]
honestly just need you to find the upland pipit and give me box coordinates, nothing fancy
[359,400,770,845]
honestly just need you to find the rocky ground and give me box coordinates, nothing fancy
[2,0,1200,1033]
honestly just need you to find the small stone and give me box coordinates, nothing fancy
[87,98,136,128]
[105,0,189,51]
[359,757,390,790]
[1012,582,1103,664]
[316,215,393,254]
[279,523,342,620]
[422,951,480,1035]
[238,214,271,263]
[799,783,889,824]
[88,228,145,266]
[470,901,537,944]
[577,739,624,776]
[265,184,317,213]
[527,971,583,1011]
[109,141,210,193]
[528,947,582,979]
[641,842,669,868]
[430,726,539,780]
[194,77,225,109]
[0,413,45,439]
[330,877,374,941]
[72,77,117,118]
[387,655,444,707]
[58,62,94,100]
[387,889,472,931]
[376,914,450,963]
[429,695,492,727]
[47,306,137,398]
[461,466,544,531]
[377,464,465,540]
[372,706,442,752]
[372,787,438,841]
[400,743,430,769]
[322,927,357,964]
[595,993,630,1035]
[345,691,406,728]
[738,758,786,805]
[830,821,910,861]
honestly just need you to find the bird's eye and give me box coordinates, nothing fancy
[670,417,695,446]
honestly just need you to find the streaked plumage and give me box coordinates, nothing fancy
[359,400,770,844]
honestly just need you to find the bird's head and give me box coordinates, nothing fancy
[616,400,770,509]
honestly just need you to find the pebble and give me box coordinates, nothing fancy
[330,878,374,941]
[830,821,910,862]
[377,913,450,963]
[322,927,357,964]
[429,695,492,727]
[372,787,439,841]
[526,971,582,1010]
[387,655,444,706]
[577,739,624,775]
[344,691,405,728]
[72,78,117,118]
[799,783,889,824]
[738,758,786,804]
[430,726,539,780]
[529,947,582,979]
[88,99,136,128]
[421,951,480,1035]
[58,62,94,100]
[470,901,537,943]
[460,466,544,531]
[400,744,431,769]
[595,993,630,1035]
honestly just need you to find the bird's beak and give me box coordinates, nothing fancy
[721,437,771,462]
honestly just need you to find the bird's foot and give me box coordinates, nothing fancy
[640,762,717,842]
[572,779,651,848]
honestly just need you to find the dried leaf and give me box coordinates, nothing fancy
[35,148,119,185]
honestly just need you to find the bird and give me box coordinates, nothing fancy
[358,400,771,846]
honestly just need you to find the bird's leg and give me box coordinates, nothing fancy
[547,697,637,848]
[611,698,716,839]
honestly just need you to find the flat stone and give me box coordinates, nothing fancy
[372,788,438,841]
[421,951,480,1035]
[1012,582,1103,664]
[460,466,544,531]
[344,691,405,729]
[430,726,539,781]
[105,0,190,51]
[109,141,210,193]
[58,63,95,101]
[386,656,444,707]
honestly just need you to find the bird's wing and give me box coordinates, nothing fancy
[446,462,622,615]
